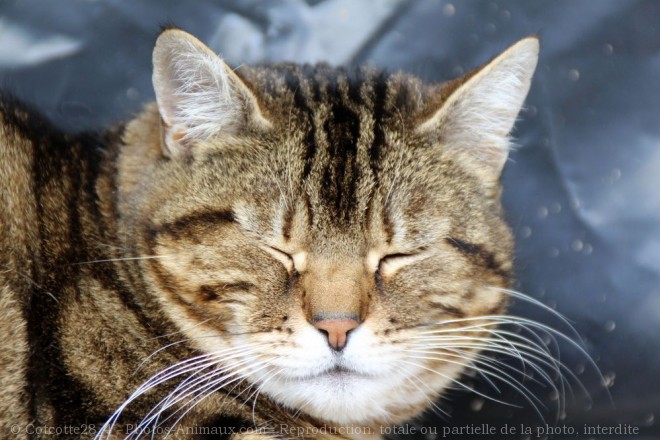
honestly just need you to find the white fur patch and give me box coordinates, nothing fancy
[235,318,459,425]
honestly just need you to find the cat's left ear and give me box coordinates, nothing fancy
[417,37,539,182]
[152,28,270,157]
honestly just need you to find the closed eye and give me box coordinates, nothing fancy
[380,252,416,262]
[261,245,295,274]
[377,249,430,277]
[378,252,414,269]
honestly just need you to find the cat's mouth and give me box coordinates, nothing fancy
[276,363,365,382]
[324,365,353,376]
[310,364,369,381]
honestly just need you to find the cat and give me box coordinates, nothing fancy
[0,27,539,439]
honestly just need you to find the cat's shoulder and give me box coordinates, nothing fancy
[0,92,61,148]
[0,92,119,175]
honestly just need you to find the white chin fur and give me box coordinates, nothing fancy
[238,324,460,425]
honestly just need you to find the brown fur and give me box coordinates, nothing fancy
[0,30,537,439]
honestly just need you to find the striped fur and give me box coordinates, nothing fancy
[0,29,538,439]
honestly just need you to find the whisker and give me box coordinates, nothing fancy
[405,352,548,419]
[407,348,515,392]
[462,346,559,392]
[488,286,578,332]
[138,344,269,390]
[130,357,267,439]
[136,331,283,377]
[1,265,59,302]
[401,367,451,419]
[96,343,274,439]
[98,354,220,439]
[404,312,599,420]
[415,314,600,374]
[135,333,227,376]
[70,254,175,266]
[412,332,573,387]
[248,368,282,425]
[412,334,561,374]
[157,360,276,438]
[407,352,542,400]
[399,360,515,407]
[151,317,218,340]
[139,350,275,424]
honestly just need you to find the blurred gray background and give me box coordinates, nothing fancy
[1,0,658,438]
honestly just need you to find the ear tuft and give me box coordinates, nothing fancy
[417,37,539,180]
[152,29,268,157]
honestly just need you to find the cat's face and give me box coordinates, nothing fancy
[121,30,538,425]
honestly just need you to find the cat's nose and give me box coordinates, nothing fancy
[314,318,360,351]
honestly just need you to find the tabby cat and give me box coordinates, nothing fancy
[0,28,539,439]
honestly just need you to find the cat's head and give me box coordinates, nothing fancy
[119,29,538,425]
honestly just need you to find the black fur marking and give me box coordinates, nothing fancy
[320,86,361,222]
[202,414,256,440]
[303,191,314,227]
[2,94,175,426]
[369,73,388,183]
[283,66,317,180]
[153,210,235,239]
[199,285,219,301]
[381,207,395,244]
[446,237,512,281]
[374,270,385,295]
[278,67,392,226]
[1,92,110,427]
[281,205,295,241]
[445,237,480,255]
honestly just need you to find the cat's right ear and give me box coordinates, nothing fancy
[152,28,270,158]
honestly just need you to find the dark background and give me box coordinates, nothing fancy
[1,1,658,438]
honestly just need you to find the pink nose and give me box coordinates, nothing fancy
[314,319,360,351]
